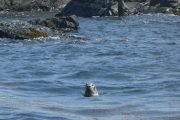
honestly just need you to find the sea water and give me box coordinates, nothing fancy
[0,12,180,120]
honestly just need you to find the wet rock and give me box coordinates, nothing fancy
[143,6,174,14]
[0,0,70,11]
[55,0,101,17]
[118,0,130,16]
[131,0,180,15]
[0,15,79,40]
[20,28,48,38]
[0,21,50,39]
[150,0,180,8]
[55,0,129,17]
[29,15,79,32]
[97,2,119,17]
[173,8,180,15]
[150,0,161,6]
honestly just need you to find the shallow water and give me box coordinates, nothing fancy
[0,12,180,120]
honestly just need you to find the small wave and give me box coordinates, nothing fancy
[95,51,124,57]
[14,112,71,120]
[62,70,95,79]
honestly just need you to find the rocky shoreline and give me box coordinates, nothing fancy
[56,0,180,17]
[0,0,70,11]
[0,0,179,40]
[1,0,179,16]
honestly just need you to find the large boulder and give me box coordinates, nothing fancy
[55,0,130,17]
[29,15,79,32]
[0,15,79,39]
[55,0,106,17]
[0,21,49,39]
[0,0,70,11]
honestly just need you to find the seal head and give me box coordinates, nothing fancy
[84,83,99,97]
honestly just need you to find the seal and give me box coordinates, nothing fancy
[84,83,99,97]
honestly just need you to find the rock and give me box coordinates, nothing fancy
[56,0,130,17]
[0,0,70,11]
[20,28,48,38]
[0,21,50,39]
[124,0,147,2]
[142,6,174,14]
[150,0,180,8]
[29,15,79,32]
[118,0,130,16]
[55,0,100,17]
[0,15,79,40]
[173,8,180,15]
[130,0,180,15]
[150,0,161,6]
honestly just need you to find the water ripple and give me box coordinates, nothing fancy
[0,14,180,119]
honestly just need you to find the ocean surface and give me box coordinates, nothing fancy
[0,12,180,120]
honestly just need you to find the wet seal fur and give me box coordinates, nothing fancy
[84,83,99,97]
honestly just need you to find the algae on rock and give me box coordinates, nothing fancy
[20,28,48,38]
